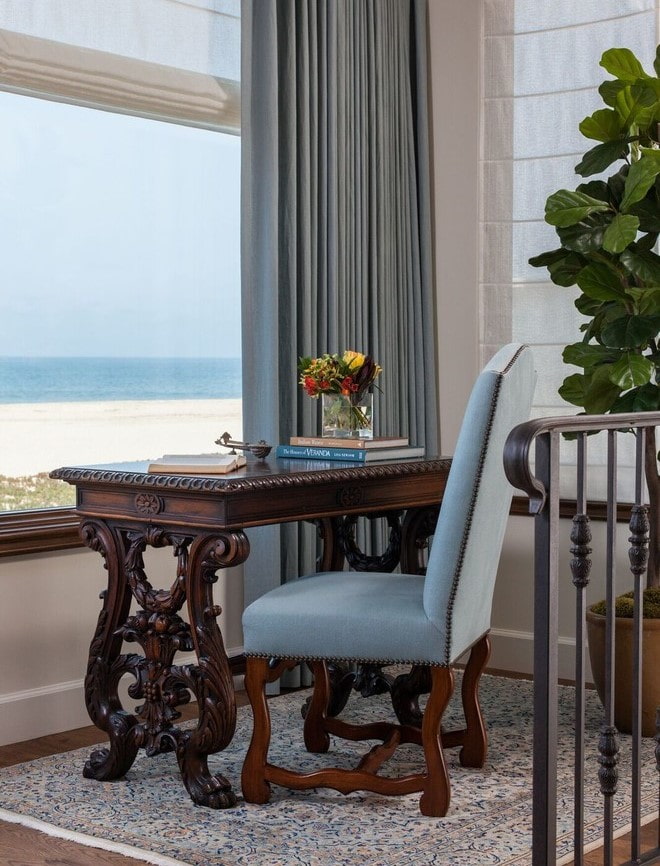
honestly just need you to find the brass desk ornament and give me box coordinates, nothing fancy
[215,432,272,460]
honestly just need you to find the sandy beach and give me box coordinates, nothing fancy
[0,399,243,476]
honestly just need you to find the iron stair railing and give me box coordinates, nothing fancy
[504,412,660,866]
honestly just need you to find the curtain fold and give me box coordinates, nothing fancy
[241,0,437,606]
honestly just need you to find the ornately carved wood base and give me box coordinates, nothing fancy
[80,519,248,808]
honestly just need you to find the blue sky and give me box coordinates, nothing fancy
[0,90,241,358]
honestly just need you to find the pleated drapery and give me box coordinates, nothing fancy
[241,0,437,605]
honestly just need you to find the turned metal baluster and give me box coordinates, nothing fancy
[630,428,649,862]
[570,433,591,866]
[599,430,619,866]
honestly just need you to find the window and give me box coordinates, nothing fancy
[480,0,658,498]
[0,2,240,554]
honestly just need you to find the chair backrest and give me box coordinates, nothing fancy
[423,343,535,664]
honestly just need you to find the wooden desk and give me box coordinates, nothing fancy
[51,456,450,808]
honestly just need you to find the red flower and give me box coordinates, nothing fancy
[304,376,318,396]
[340,376,359,395]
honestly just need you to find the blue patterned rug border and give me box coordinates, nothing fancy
[0,673,656,866]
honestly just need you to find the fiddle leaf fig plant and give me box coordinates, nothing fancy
[530,46,660,588]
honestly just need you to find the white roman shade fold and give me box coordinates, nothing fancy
[0,0,240,131]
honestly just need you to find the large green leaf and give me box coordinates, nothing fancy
[628,196,660,232]
[556,217,607,253]
[576,180,610,202]
[528,248,566,268]
[614,382,660,412]
[581,309,610,341]
[583,365,623,413]
[621,150,660,211]
[576,262,626,300]
[575,294,605,317]
[579,108,623,142]
[600,47,649,82]
[607,165,629,206]
[559,373,589,407]
[620,248,660,283]
[608,353,654,389]
[599,79,627,107]
[575,140,630,177]
[615,83,659,128]
[602,213,640,252]
[545,190,611,227]
[611,389,638,412]
[562,343,620,368]
[625,287,660,316]
[547,253,586,286]
[633,382,660,410]
[601,314,660,348]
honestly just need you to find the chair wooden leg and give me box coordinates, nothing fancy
[459,633,491,768]
[241,657,275,804]
[419,665,454,817]
[303,660,331,753]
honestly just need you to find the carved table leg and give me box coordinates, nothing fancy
[171,532,249,808]
[80,519,248,808]
[81,520,141,781]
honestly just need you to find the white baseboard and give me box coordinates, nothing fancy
[0,647,245,747]
[0,634,590,746]
[489,627,592,684]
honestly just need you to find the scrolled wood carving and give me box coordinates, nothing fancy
[335,511,402,573]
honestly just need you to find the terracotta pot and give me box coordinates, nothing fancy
[586,607,660,737]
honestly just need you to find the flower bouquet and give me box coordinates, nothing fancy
[298,350,382,438]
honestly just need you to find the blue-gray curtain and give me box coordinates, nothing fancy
[241,0,437,606]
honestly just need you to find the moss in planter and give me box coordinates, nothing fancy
[591,588,660,619]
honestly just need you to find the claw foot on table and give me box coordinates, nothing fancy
[176,735,237,808]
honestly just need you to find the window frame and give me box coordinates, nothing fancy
[0,508,81,557]
[0,28,240,557]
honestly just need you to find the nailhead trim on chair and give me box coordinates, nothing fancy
[244,651,451,667]
[442,344,527,665]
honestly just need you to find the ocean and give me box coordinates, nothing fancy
[0,357,242,403]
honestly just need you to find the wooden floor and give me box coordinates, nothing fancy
[0,692,657,866]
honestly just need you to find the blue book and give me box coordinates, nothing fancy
[276,444,368,462]
[275,444,424,462]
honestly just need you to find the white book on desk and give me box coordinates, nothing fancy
[147,453,247,474]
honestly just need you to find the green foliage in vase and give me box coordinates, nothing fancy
[530,46,660,590]
[591,587,660,618]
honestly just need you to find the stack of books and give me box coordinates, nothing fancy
[275,436,424,463]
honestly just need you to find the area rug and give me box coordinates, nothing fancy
[0,673,656,866]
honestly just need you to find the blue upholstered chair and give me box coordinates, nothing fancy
[241,343,535,816]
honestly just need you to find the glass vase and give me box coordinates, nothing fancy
[321,392,373,439]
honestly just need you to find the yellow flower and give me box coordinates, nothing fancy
[342,350,365,370]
